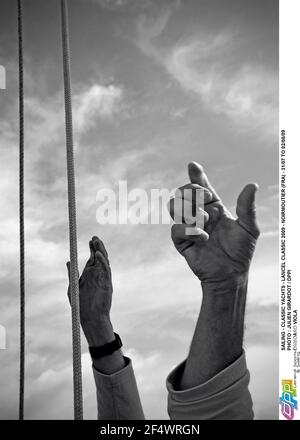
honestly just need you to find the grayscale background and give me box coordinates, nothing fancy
[0,0,278,419]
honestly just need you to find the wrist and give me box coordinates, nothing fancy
[200,274,248,366]
[88,321,126,374]
[83,315,115,347]
[201,273,248,297]
[201,273,248,326]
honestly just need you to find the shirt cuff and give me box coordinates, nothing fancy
[93,356,145,420]
[93,356,133,388]
[166,350,254,420]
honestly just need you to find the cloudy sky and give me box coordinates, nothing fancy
[0,0,278,419]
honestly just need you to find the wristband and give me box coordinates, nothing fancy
[89,333,122,359]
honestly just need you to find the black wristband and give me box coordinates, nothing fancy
[89,333,122,359]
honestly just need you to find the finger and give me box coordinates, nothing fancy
[184,225,210,239]
[66,262,71,304]
[188,162,220,202]
[94,250,110,271]
[66,261,70,281]
[236,183,260,238]
[175,184,213,204]
[92,236,108,259]
[168,198,209,226]
[85,240,95,267]
[171,224,209,251]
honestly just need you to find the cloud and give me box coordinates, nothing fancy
[25,352,99,419]
[167,42,277,136]
[74,84,123,133]
[90,0,134,10]
[25,83,123,148]
[135,10,278,139]
[137,7,173,49]
[261,230,278,238]
[89,0,161,12]
[169,107,187,119]
[0,64,6,89]
[245,303,278,347]
[247,345,278,420]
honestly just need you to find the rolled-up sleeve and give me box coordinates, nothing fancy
[166,351,254,420]
[93,357,145,420]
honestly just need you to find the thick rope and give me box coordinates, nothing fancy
[17,0,25,421]
[60,0,83,420]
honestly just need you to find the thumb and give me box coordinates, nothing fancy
[66,261,71,281]
[66,261,80,281]
[85,240,95,267]
[188,162,205,185]
[66,262,71,305]
[236,183,260,238]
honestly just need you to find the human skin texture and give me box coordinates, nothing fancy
[168,162,260,388]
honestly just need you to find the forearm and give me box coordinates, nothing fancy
[180,274,248,389]
[89,318,145,420]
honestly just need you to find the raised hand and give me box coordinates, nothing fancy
[67,236,114,346]
[168,162,260,284]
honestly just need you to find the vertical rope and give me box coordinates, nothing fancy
[60,0,83,420]
[17,0,25,421]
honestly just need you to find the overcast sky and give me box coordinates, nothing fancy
[0,0,278,419]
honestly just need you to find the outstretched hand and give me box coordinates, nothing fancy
[168,162,260,283]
